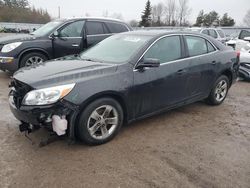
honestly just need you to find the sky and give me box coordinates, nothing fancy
[28,0,249,25]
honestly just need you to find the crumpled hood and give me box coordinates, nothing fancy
[13,59,118,88]
[0,34,36,45]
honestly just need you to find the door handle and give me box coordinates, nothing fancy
[72,44,79,47]
[177,69,187,75]
[211,60,217,65]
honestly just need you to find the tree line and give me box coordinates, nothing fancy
[138,0,238,27]
[0,0,51,24]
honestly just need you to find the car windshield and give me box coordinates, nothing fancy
[32,20,63,36]
[80,34,152,64]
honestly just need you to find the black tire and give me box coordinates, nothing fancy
[206,75,230,105]
[20,52,47,68]
[77,98,123,145]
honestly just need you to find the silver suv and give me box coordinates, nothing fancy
[187,27,227,44]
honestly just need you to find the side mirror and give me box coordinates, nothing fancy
[243,37,250,42]
[52,30,59,38]
[136,58,160,70]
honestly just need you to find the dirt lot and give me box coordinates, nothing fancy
[0,69,250,188]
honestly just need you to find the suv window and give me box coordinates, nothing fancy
[86,21,105,35]
[106,22,129,33]
[144,36,181,64]
[217,29,225,38]
[201,29,209,35]
[209,29,218,38]
[239,30,250,40]
[185,36,207,56]
[59,21,85,37]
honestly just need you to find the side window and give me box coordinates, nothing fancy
[185,36,207,56]
[217,29,225,38]
[106,22,129,33]
[239,30,250,39]
[201,29,209,35]
[86,21,105,35]
[144,36,182,64]
[209,29,218,38]
[206,41,216,53]
[59,21,84,37]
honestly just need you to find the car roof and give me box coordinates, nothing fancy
[55,17,125,23]
[119,30,228,50]
[120,29,207,38]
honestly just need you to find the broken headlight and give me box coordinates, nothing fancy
[22,83,75,106]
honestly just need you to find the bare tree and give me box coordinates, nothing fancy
[243,9,250,26]
[165,0,178,26]
[178,0,191,26]
[152,2,165,25]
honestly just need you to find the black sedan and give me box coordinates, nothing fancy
[9,31,239,145]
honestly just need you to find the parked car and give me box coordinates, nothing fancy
[226,29,250,50]
[0,17,132,72]
[9,30,239,145]
[187,27,227,44]
[238,43,250,81]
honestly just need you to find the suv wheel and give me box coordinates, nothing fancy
[206,75,229,105]
[20,52,47,68]
[77,98,123,145]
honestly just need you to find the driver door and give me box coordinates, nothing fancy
[52,20,85,58]
[131,35,190,117]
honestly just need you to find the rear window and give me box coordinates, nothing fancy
[201,29,209,35]
[217,29,225,38]
[106,22,129,33]
[209,29,218,38]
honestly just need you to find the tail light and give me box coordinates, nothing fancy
[236,51,240,64]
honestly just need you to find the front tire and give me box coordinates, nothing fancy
[20,52,47,68]
[77,98,123,145]
[206,75,230,105]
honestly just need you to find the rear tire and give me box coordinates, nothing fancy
[77,98,123,145]
[20,52,47,68]
[206,75,229,105]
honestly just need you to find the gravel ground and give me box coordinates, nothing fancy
[0,70,249,188]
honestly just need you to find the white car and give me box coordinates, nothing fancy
[187,27,227,44]
[226,30,250,50]
[238,43,250,81]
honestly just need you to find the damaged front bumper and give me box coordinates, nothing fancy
[9,93,79,140]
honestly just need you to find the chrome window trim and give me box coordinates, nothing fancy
[133,33,219,72]
[87,33,112,37]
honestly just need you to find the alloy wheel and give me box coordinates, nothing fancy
[215,80,228,102]
[87,105,119,140]
[25,56,44,67]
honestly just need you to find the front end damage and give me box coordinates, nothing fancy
[9,79,79,145]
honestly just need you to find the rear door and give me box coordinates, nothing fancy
[53,20,85,58]
[85,21,111,47]
[184,35,218,97]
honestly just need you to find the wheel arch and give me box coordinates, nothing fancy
[220,69,233,87]
[18,48,50,68]
[77,91,128,124]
